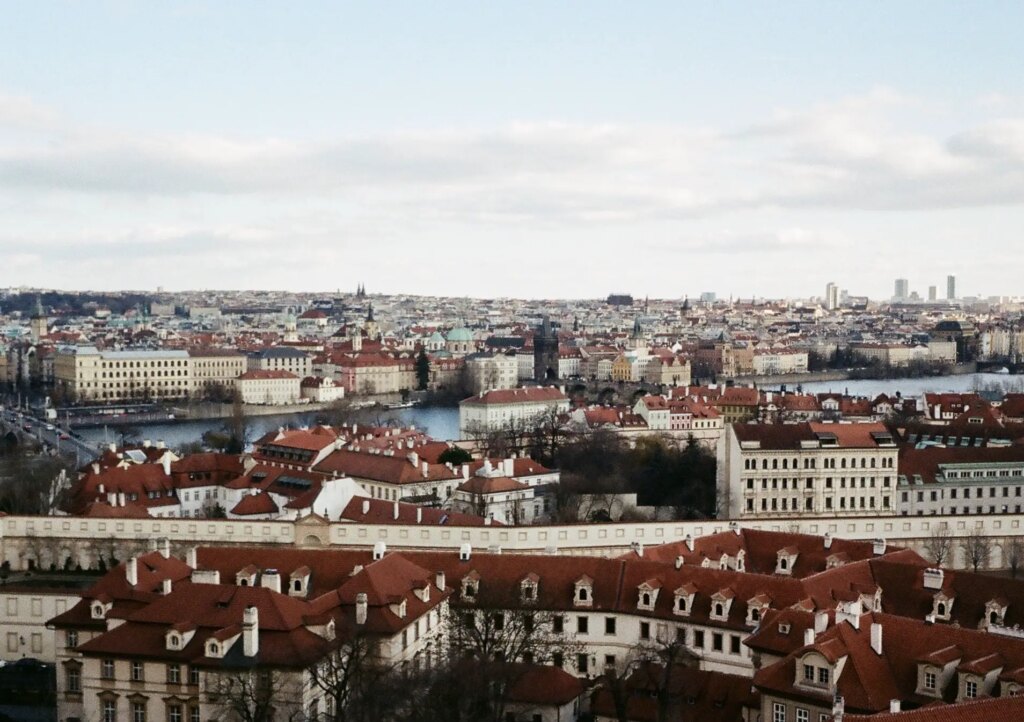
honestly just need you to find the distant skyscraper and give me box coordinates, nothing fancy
[928,285,937,301]
[947,275,956,300]
[825,282,839,310]
[894,278,909,300]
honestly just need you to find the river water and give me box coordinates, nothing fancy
[77,406,461,451]
[76,373,1021,451]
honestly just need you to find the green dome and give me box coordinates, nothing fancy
[446,327,473,342]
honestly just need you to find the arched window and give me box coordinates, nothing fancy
[937,602,946,616]
[751,608,761,622]
[991,611,999,624]
[714,603,724,617]
[677,597,687,612]
[641,593,651,607]
[579,587,589,601]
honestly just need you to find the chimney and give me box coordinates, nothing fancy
[186,547,198,568]
[832,695,845,722]
[143,439,151,448]
[923,568,944,591]
[461,464,470,480]
[804,628,815,646]
[393,501,400,520]
[823,532,833,549]
[117,491,126,507]
[684,534,694,552]
[435,571,446,590]
[355,593,367,625]
[156,440,165,449]
[421,461,429,478]
[416,507,423,524]
[162,578,172,595]
[814,610,828,634]
[870,622,883,655]
[161,454,171,476]
[373,541,386,560]
[872,538,887,556]
[160,538,170,559]
[729,521,740,536]
[260,569,281,593]
[243,606,259,657]
[674,556,684,570]
[889,700,901,713]
[108,442,117,453]
[92,463,101,475]
[126,557,138,586]
[459,543,472,561]
[362,499,370,515]
[503,458,514,476]
[409,451,419,467]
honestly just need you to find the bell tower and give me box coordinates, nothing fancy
[533,315,560,382]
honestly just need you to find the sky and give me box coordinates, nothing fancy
[2,1,1024,300]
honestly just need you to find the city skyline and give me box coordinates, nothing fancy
[2,3,1024,298]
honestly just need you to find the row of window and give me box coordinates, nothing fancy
[745,476,892,491]
[100,699,199,722]
[905,486,1023,502]
[746,495,890,512]
[97,660,199,686]
[744,456,894,471]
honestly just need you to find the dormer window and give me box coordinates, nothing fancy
[715,603,724,617]
[673,584,696,617]
[168,634,180,649]
[710,590,734,622]
[985,599,1007,628]
[521,574,539,603]
[461,573,480,602]
[932,593,955,621]
[637,581,660,611]
[775,548,798,576]
[293,580,302,592]
[749,607,761,624]
[574,576,594,608]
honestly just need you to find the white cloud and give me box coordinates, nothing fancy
[2,88,1024,296]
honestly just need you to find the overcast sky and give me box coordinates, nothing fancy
[2,2,1023,300]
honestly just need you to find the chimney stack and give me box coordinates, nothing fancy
[684,534,694,552]
[459,543,471,561]
[889,700,901,713]
[243,606,259,657]
[814,610,828,634]
[832,695,844,722]
[435,571,446,591]
[355,593,367,625]
[362,499,370,515]
[373,541,386,560]
[674,556,684,570]
[872,538,887,556]
[871,622,883,655]
[126,557,138,586]
[804,628,815,646]
[161,454,171,476]
[824,532,833,549]
[186,547,198,568]
[393,501,400,520]
[260,569,281,594]
[416,507,423,524]
[160,538,171,559]
[162,578,172,595]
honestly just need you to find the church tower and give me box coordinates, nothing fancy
[30,296,47,344]
[533,315,560,382]
[363,303,380,341]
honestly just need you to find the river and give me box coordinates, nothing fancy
[76,373,1022,452]
[781,372,1024,399]
[77,405,461,451]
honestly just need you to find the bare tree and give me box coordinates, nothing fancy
[596,631,699,722]
[924,525,953,566]
[208,668,302,722]
[447,602,582,722]
[1007,537,1024,579]
[963,530,992,573]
